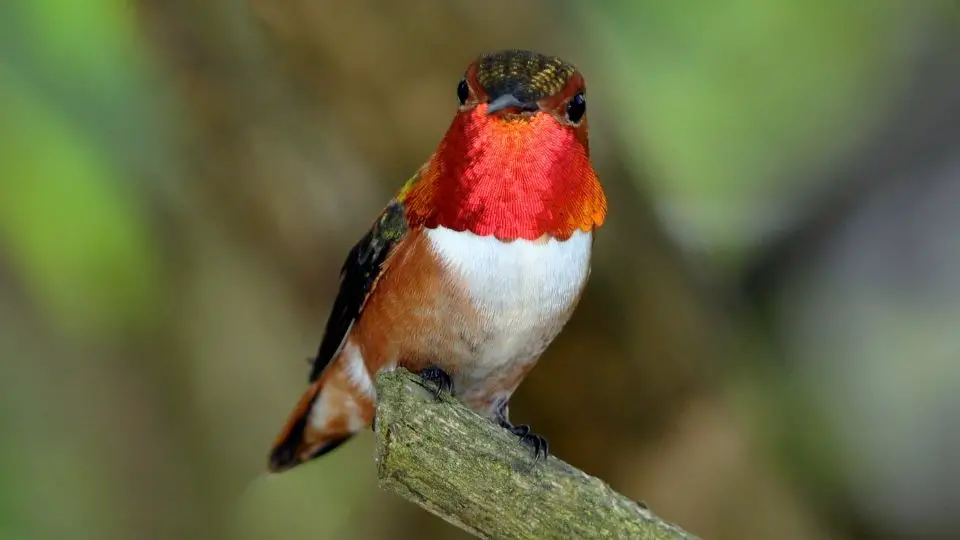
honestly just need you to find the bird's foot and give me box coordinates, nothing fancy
[417,365,454,400]
[495,407,549,461]
[507,423,549,460]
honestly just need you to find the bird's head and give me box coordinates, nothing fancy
[403,50,606,241]
[455,49,590,149]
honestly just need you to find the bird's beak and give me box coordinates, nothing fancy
[486,94,538,115]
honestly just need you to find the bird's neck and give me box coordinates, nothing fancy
[401,112,607,241]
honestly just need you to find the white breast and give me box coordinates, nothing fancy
[426,226,592,388]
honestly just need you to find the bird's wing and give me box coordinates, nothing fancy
[308,200,408,381]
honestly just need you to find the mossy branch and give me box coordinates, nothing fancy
[373,369,697,540]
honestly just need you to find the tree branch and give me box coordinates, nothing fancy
[374,369,698,540]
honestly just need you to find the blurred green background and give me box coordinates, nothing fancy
[2,1,959,539]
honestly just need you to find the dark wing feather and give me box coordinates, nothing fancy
[308,201,408,381]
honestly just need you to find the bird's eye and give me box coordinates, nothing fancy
[457,79,469,105]
[566,92,586,123]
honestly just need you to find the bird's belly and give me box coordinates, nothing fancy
[425,226,592,415]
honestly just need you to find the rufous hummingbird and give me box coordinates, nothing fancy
[268,49,607,473]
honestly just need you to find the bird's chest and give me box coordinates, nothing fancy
[425,227,592,404]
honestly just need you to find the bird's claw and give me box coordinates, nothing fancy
[507,423,549,460]
[417,365,454,400]
[496,417,549,460]
[494,400,549,460]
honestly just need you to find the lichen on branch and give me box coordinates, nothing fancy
[373,369,697,540]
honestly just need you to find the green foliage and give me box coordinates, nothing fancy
[581,0,911,251]
[0,1,162,337]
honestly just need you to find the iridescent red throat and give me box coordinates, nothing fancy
[402,109,607,241]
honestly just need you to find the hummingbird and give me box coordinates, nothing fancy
[268,49,607,473]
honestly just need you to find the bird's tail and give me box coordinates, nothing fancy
[267,361,375,473]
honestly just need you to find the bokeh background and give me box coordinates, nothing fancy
[2,1,959,539]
